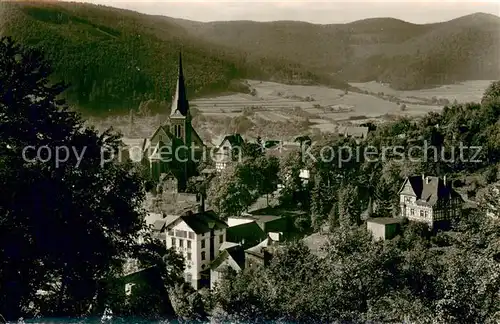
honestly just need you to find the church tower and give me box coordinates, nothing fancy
[169,52,192,147]
[169,52,193,191]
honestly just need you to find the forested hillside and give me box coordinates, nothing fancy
[175,13,500,90]
[0,1,345,113]
[1,1,499,113]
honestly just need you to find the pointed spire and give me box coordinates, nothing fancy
[170,51,189,117]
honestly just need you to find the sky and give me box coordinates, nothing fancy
[76,0,500,24]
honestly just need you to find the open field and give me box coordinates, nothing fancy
[350,80,493,104]
[88,79,493,144]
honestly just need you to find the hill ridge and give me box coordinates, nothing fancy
[2,1,499,113]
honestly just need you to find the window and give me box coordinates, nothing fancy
[168,230,174,236]
[420,210,424,217]
[410,209,415,216]
[187,253,192,261]
[175,230,187,238]
[219,234,224,244]
[424,211,429,218]
[186,273,192,283]
[201,239,205,249]
[179,239,184,247]
[188,232,194,239]
[171,238,175,246]
[187,240,191,249]
[201,251,206,261]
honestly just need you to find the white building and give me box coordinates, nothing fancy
[165,210,228,289]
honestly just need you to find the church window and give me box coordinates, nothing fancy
[173,125,183,138]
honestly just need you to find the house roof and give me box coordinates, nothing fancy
[245,237,276,257]
[210,245,245,271]
[226,221,267,247]
[145,213,164,226]
[152,220,166,231]
[230,214,282,224]
[219,134,244,147]
[345,126,369,138]
[219,241,240,251]
[367,217,405,225]
[399,175,463,207]
[166,210,227,234]
[164,215,180,227]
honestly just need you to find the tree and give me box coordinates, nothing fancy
[481,80,500,106]
[0,37,148,319]
[278,151,310,209]
[206,165,256,217]
[310,174,335,229]
[338,185,362,227]
[253,156,280,206]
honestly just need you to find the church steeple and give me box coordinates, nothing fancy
[170,51,189,117]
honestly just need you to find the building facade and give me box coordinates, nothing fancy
[399,175,463,229]
[165,210,228,289]
[214,134,245,172]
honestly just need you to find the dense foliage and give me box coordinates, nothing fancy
[206,81,500,322]
[0,36,181,321]
[212,213,500,322]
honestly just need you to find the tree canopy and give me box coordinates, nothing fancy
[0,36,174,320]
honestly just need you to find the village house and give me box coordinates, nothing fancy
[214,134,245,172]
[245,237,277,270]
[210,243,245,290]
[399,175,463,229]
[165,210,228,289]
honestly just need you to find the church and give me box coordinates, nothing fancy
[129,53,205,192]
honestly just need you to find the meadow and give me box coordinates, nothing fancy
[88,80,491,146]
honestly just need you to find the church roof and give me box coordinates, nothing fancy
[170,52,189,118]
